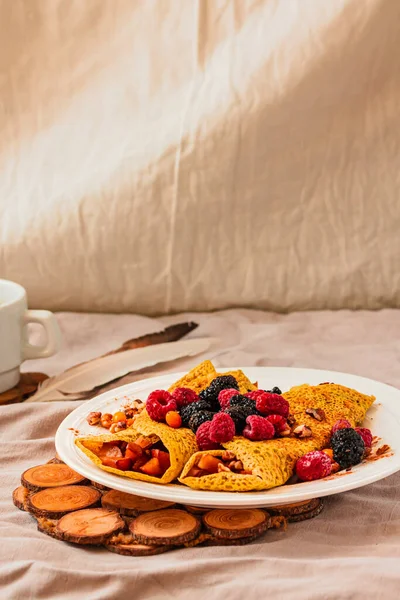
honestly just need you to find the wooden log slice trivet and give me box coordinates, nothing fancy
[12,486,30,511]
[55,508,125,545]
[286,500,324,522]
[203,509,267,540]
[90,481,110,492]
[130,509,200,546]
[27,485,101,519]
[21,464,87,492]
[102,490,175,517]
[268,498,320,516]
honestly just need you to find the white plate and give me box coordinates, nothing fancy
[55,367,400,508]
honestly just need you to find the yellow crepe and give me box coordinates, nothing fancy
[76,410,197,484]
[179,383,375,492]
[168,360,257,395]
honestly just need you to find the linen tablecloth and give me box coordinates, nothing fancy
[1,309,400,599]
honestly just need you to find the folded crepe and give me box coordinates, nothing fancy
[76,411,197,484]
[168,360,257,394]
[179,383,375,492]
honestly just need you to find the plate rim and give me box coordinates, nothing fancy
[55,366,400,508]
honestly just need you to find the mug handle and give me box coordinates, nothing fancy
[22,310,62,359]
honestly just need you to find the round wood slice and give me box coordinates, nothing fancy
[37,517,63,540]
[21,464,87,492]
[12,486,30,511]
[203,509,267,540]
[102,490,175,517]
[27,485,101,519]
[184,505,210,514]
[287,500,324,522]
[105,541,171,556]
[130,509,200,546]
[90,481,110,492]
[56,508,125,545]
[269,498,320,516]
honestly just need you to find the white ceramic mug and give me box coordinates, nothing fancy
[0,279,61,393]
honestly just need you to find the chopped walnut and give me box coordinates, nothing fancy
[86,411,102,426]
[305,408,326,421]
[287,415,296,427]
[217,463,231,473]
[293,424,312,438]
[124,400,145,419]
[109,421,127,434]
[228,460,243,471]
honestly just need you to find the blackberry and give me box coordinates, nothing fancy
[199,375,239,410]
[331,428,365,469]
[224,405,256,435]
[268,386,282,395]
[188,411,214,433]
[229,395,257,413]
[180,400,212,427]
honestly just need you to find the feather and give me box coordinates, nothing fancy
[25,337,216,403]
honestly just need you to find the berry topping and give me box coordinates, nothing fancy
[165,411,182,429]
[196,421,221,451]
[355,427,373,448]
[199,375,239,410]
[188,411,214,433]
[172,387,199,408]
[223,405,256,435]
[295,451,332,481]
[229,395,258,413]
[266,414,287,435]
[180,400,213,428]
[209,413,236,444]
[242,415,275,441]
[146,390,177,422]
[268,386,282,395]
[218,388,240,410]
[253,392,289,418]
[331,419,352,435]
[331,428,365,469]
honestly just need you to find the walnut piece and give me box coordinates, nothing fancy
[293,424,312,438]
[86,411,102,426]
[217,463,231,473]
[305,408,326,421]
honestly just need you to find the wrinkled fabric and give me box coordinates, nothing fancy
[1,0,400,314]
[1,308,400,599]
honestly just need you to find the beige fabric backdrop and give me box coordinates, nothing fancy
[0,0,399,314]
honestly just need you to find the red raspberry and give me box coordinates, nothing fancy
[243,415,275,441]
[295,451,332,481]
[209,413,236,443]
[355,427,373,448]
[196,421,221,451]
[252,392,289,418]
[146,390,177,422]
[218,388,239,409]
[331,419,352,435]
[246,390,266,401]
[266,414,287,434]
[171,387,199,408]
